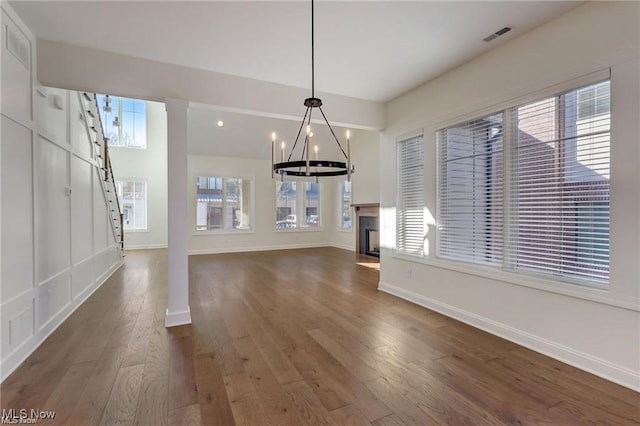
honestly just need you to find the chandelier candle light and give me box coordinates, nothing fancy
[271,0,354,181]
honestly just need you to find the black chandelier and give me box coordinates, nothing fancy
[271,0,354,181]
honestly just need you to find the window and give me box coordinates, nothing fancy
[96,95,147,149]
[275,181,321,229]
[577,81,610,119]
[339,180,352,230]
[437,80,610,285]
[437,113,504,266]
[115,180,147,231]
[396,135,425,256]
[196,176,252,231]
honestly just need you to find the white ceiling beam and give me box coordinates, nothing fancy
[36,40,385,130]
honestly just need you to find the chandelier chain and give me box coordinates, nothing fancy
[311,0,315,99]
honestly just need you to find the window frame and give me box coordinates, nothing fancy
[115,178,148,232]
[96,95,148,150]
[337,180,353,232]
[433,78,611,288]
[391,69,629,308]
[193,174,255,235]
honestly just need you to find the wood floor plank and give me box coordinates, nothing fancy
[133,373,168,426]
[364,377,442,426]
[282,380,336,426]
[65,345,128,426]
[371,414,408,426]
[168,327,198,411]
[354,346,506,426]
[308,328,381,382]
[231,335,302,425]
[287,347,350,412]
[223,371,267,426]
[3,248,637,425]
[434,353,581,425]
[329,404,373,425]
[167,403,202,426]
[192,353,236,426]
[40,361,97,426]
[99,364,144,426]
[194,277,245,375]
[233,297,303,385]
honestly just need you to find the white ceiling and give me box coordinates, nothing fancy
[188,104,350,158]
[11,0,581,103]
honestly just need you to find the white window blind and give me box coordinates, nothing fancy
[437,113,504,266]
[436,79,610,286]
[509,81,610,283]
[396,135,425,256]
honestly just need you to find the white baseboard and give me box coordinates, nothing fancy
[378,281,640,393]
[165,307,192,327]
[125,244,168,250]
[331,243,355,252]
[188,243,330,256]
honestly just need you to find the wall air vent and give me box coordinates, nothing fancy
[6,24,30,69]
[483,26,512,43]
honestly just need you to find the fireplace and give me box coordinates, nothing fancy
[352,203,379,258]
[365,228,380,257]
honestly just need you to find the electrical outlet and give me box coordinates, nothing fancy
[407,268,413,278]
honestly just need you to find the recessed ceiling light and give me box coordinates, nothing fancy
[217,120,224,127]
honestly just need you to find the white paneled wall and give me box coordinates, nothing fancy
[0,4,123,381]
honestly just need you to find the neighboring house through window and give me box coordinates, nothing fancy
[275,182,320,229]
[115,180,147,231]
[436,79,610,285]
[196,176,252,231]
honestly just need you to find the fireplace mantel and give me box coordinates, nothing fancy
[352,203,380,256]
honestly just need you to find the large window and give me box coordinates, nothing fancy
[437,113,504,266]
[339,180,352,230]
[396,135,425,256]
[437,80,610,285]
[116,180,147,231]
[275,182,320,229]
[96,95,147,149]
[196,176,252,231]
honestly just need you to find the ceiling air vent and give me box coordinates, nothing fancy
[483,26,512,43]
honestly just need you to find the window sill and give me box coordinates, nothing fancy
[108,146,147,151]
[392,251,639,311]
[274,227,324,233]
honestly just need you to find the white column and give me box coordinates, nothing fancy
[164,99,192,327]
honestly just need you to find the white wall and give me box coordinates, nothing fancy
[109,101,168,250]
[188,125,380,255]
[0,3,122,381]
[329,128,380,251]
[381,1,640,390]
[188,155,332,254]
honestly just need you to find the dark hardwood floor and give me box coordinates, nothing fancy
[1,248,638,425]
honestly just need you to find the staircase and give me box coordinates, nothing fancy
[79,91,124,255]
